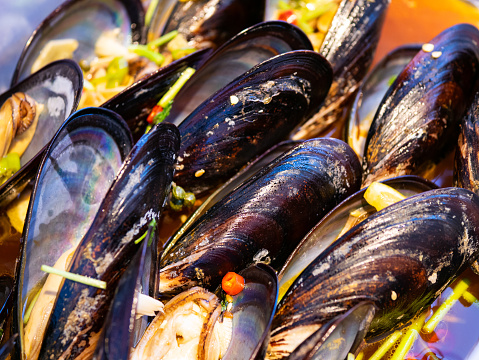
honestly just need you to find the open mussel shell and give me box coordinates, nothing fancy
[11,0,145,85]
[129,263,277,360]
[167,21,313,125]
[268,187,479,359]
[148,0,265,49]
[36,122,179,360]
[102,48,211,142]
[362,23,479,186]
[288,0,390,140]
[454,90,479,194]
[160,138,361,296]
[222,264,278,360]
[0,334,18,360]
[14,107,133,358]
[346,44,422,157]
[277,175,437,302]
[0,59,83,207]
[175,50,333,196]
[286,302,376,360]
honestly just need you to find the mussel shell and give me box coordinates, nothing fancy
[102,48,211,142]
[11,0,145,85]
[160,138,361,295]
[269,187,479,359]
[175,50,333,195]
[222,263,278,360]
[92,234,149,360]
[167,21,313,126]
[165,140,300,254]
[148,0,265,49]
[14,107,133,357]
[454,90,479,194]
[290,0,391,140]
[286,302,376,360]
[0,59,83,207]
[362,23,479,186]
[277,175,437,301]
[346,44,422,157]
[0,334,17,360]
[36,122,180,360]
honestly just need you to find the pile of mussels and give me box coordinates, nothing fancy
[1,0,479,359]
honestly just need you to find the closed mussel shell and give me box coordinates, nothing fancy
[175,50,333,196]
[160,138,362,296]
[362,23,479,186]
[268,187,479,359]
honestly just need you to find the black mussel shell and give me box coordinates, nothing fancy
[0,334,17,360]
[165,140,301,255]
[363,24,479,186]
[13,107,133,359]
[268,187,479,359]
[277,175,437,302]
[286,302,376,360]
[12,0,145,85]
[0,60,83,207]
[167,21,314,126]
[148,0,265,50]
[454,90,479,194]
[34,123,180,360]
[291,0,391,140]
[92,234,149,360]
[160,138,362,296]
[102,48,211,142]
[346,44,422,157]
[174,50,333,196]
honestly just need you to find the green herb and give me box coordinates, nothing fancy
[148,30,179,49]
[23,289,41,325]
[0,153,21,185]
[41,265,107,289]
[106,56,129,88]
[145,0,159,26]
[134,219,157,245]
[387,75,397,87]
[171,47,197,60]
[128,45,165,66]
[423,278,470,334]
[159,67,196,108]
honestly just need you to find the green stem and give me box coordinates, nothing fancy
[128,45,165,66]
[368,331,403,360]
[41,265,107,289]
[145,0,159,27]
[148,30,178,49]
[423,278,470,334]
[391,310,429,360]
[159,67,196,108]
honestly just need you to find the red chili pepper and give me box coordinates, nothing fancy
[147,104,164,124]
[222,272,245,296]
[278,10,298,25]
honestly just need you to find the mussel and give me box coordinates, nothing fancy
[268,187,479,359]
[0,59,83,207]
[27,121,179,360]
[268,0,391,140]
[454,90,479,194]
[11,0,145,85]
[13,107,133,360]
[174,50,333,196]
[362,24,479,186]
[346,44,422,157]
[148,0,265,50]
[98,246,278,360]
[160,138,362,296]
